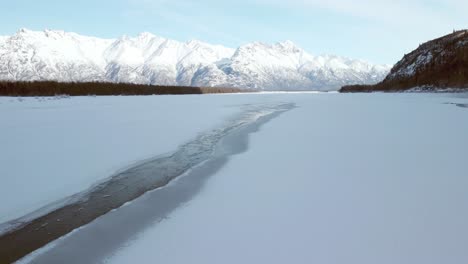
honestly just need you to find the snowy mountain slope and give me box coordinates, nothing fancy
[0,29,112,82]
[0,29,391,90]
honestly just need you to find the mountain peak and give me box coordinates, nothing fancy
[16,28,33,35]
[275,40,300,51]
[186,39,204,47]
[137,32,157,40]
[43,29,68,38]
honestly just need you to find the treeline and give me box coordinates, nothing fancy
[0,81,246,96]
[340,84,381,93]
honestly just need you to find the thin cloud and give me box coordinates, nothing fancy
[256,0,465,30]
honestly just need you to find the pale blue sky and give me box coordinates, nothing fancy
[1,0,467,64]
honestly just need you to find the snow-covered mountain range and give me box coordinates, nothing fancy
[0,29,391,90]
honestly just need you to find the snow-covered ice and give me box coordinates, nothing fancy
[16,92,468,264]
[0,94,281,229]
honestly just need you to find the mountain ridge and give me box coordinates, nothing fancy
[0,29,391,91]
[341,30,468,92]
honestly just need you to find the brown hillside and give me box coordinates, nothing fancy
[341,30,468,92]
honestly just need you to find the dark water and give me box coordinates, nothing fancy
[442,93,468,108]
[444,102,468,108]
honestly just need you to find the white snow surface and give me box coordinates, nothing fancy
[106,93,468,264]
[0,94,270,227]
[16,93,468,264]
[0,29,391,90]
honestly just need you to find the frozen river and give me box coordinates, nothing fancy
[2,93,468,264]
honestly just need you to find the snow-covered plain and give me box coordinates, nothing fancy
[16,93,468,264]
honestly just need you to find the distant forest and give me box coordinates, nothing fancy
[0,81,246,96]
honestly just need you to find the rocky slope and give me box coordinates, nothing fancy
[341,30,468,92]
[0,29,390,91]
